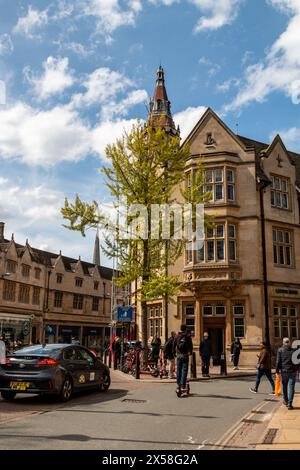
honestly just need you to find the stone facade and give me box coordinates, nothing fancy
[134,90,300,365]
[0,223,127,349]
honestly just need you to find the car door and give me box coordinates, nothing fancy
[75,347,102,388]
[62,347,81,388]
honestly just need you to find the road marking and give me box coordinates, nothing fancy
[197,439,208,449]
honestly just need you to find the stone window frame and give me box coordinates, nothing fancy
[3,280,16,302]
[32,286,40,306]
[183,302,196,337]
[18,283,30,304]
[6,259,17,274]
[203,166,236,204]
[75,278,83,288]
[273,303,298,339]
[148,304,163,339]
[270,175,289,210]
[54,291,63,308]
[232,302,245,339]
[21,264,31,278]
[272,227,294,268]
[92,296,100,312]
[73,294,83,310]
[195,221,238,265]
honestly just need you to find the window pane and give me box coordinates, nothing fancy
[207,240,214,261]
[234,318,245,338]
[282,305,287,316]
[273,230,277,242]
[216,305,225,316]
[203,305,213,316]
[215,184,223,200]
[233,305,244,316]
[271,191,275,206]
[273,245,278,264]
[276,192,281,207]
[291,320,298,338]
[206,226,213,238]
[279,245,284,264]
[285,232,290,244]
[274,306,279,316]
[290,306,297,317]
[271,176,275,189]
[216,224,224,238]
[274,319,280,338]
[282,180,287,192]
[215,169,223,182]
[197,247,204,262]
[227,184,234,201]
[206,170,213,183]
[217,240,224,260]
[286,246,291,266]
[282,193,288,209]
[229,224,236,239]
[275,177,281,190]
[281,319,289,337]
[227,169,234,183]
[229,240,236,261]
[278,231,283,243]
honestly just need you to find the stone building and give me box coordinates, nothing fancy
[134,67,300,365]
[0,222,127,348]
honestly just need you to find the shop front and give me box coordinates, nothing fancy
[0,313,33,348]
[82,327,103,349]
[58,325,80,344]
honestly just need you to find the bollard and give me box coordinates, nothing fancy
[135,349,140,380]
[108,350,112,369]
[190,352,197,379]
[220,351,227,376]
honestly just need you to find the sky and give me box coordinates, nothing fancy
[0,0,300,266]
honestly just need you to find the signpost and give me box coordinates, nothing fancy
[117,307,133,366]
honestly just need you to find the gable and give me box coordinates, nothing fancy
[5,240,18,260]
[184,108,246,159]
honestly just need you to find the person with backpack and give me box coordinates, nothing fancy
[175,324,193,397]
[164,331,176,379]
[200,332,212,377]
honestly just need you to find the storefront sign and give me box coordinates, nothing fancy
[59,326,80,335]
[117,306,133,322]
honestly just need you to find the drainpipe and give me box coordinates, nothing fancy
[258,177,271,348]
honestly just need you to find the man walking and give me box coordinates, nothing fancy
[164,331,176,379]
[276,337,298,410]
[200,332,212,377]
[175,325,193,397]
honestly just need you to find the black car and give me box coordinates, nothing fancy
[0,344,111,402]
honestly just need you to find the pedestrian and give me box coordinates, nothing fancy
[276,337,298,410]
[0,336,6,365]
[249,342,275,395]
[200,332,212,377]
[150,337,161,367]
[112,336,121,370]
[164,331,176,379]
[175,324,193,397]
[231,338,242,370]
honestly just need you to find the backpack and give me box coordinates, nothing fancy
[177,334,189,354]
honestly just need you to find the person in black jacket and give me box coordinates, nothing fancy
[276,337,298,410]
[231,338,242,370]
[112,336,121,370]
[150,337,161,367]
[175,325,193,397]
[164,331,176,379]
[200,332,212,377]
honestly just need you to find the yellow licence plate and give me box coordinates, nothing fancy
[10,381,30,391]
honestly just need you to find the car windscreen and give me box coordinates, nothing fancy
[12,346,62,356]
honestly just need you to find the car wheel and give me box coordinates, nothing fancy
[100,372,111,392]
[1,391,17,401]
[60,377,73,402]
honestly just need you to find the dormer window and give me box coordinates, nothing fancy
[75,278,83,288]
[56,274,63,284]
[6,259,17,274]
[22,264,30,277]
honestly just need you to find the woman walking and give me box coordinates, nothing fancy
[231,338,242,370]
[250,342,275,394]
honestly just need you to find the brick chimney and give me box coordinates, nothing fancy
[0,222,4,242]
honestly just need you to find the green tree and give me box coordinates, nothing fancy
[62,122,211,355]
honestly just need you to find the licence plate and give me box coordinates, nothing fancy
[10,381,30,391]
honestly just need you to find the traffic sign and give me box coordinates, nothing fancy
[117,306,133,322]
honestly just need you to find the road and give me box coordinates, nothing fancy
[0,371,283,450]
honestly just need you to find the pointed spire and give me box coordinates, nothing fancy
[148,65,179,136]
[93,228,101,266]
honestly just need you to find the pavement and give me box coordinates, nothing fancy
[255,393,300,450]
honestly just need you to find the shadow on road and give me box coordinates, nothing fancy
[189,394,251,400]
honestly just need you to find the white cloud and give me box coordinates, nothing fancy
[225,0,300,111]
[174,105,207,140]
[101,89,148,120]
[82,0,142,42]
[24,56,75,101]
[73,67,133,107]
[13,6,49,38]
[92,118,140,158]
[191,0,241,32]
[0,34,13,56]
[0,102,91,166]
[271,127,300,153]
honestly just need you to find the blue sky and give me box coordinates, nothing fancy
[0,0,300,266]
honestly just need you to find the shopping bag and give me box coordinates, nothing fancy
[275,373,281,396]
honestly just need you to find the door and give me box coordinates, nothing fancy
[208,328,224,366]
[62,347,88,389]
[75,347,102,388]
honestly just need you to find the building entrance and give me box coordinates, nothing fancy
[207,328,224,366]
